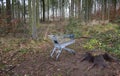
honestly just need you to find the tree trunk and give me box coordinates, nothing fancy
[113,0,117,18]
[55,0,58,20]
[23,0,26,23]
[0,3,1,15]
[28,0,32,24]
[31,0,38,39]
[52,7,54,21]
[78,0,81,19]
[55,7,57,20]
[70,0,74,18]
[59,0,62,20]
[75,0,78,18]
[17,1,20,19]
[107,0,110,20]
[104,0,107,20]
[47,0,49,21]
[42,0,45,22]
[62,0,65,20]
[36,0,39,26]
[84,0,89,22]
[12,0,15,19]
[1,0,4,16]
[52,1,55,21]
[94,0,96,19]
[88,0,93,22]
[6,0,11,24]
[102,0,107,20]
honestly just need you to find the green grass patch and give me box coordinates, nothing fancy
[65,21,120,58]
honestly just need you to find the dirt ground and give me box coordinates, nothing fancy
[11,39,120,76]
[1,22,120,76]
[13,53,120,76]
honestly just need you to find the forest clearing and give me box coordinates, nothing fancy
[0,22,120,76]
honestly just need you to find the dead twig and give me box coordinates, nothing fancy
[0,65,16,74]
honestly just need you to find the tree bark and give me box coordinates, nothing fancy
[23,0,26,23]
[31,0,38,39]
[12,0,15,19]
[70,0,74,18]
[1,0,4,16]
[62,0,65,20]
[0,3,1,15]
[36,0,40,25]
[47,0,49,21]
[6,0,11,24]
[42,0,45,22]
[78,0,81,19]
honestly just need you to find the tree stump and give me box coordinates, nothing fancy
[81,51,119,70]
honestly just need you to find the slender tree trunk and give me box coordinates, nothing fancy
[31,0,37,39]
[52,2,55,21]
[52,7,54,21]
[28,0,32,36]
[6,0,11,24]
[104,0,107,19]
[88,0,93,22]
[1,0,4,16]
[84,0,88,22]
[0,0,4,15]
[0,3,1,15]
[28,0,32,24]
[12,0,15,19]
[55,7,57,20]
[75,1,78,18]
[42,0,45,22]
[98,1,101,21]
[62,0,65,20]
[69,1,70,19]
[23,0,26,23]
[78,0,82,19]
[47,0,49,21]
[113,0,117,18]
[94,0,96,19]
[55,0,58,19]
[17,0,20,19]
[102,0,107,20]
[14,0,17,18]
[70,0,74,18]
[40,1,43,21]
[36,0,39,26]
[59,0,62,20]
[107,0,110,20]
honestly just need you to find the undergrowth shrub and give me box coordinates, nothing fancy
[83,38,106,50]
[65,21,120,57]
[65,19,82,38]
[82,23,120,58]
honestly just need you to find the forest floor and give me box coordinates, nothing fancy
[0,21,120,76]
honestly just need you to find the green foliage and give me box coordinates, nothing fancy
[4,47,13,52]
[66,21,120,57]
[83,38,106,50]
[19,48,28,54]
[83,39,98,50]
[82,23,120,57]
[65,19,82,38]
[97,30,120,57]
